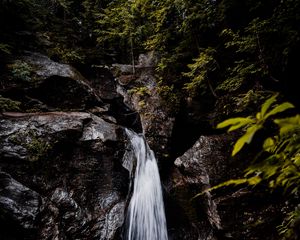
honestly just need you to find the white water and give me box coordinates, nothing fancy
[125,129,168,240]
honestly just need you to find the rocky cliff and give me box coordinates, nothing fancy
[0,52,292,240]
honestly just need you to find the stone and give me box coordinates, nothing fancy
[1,52,102,111]
[0,171,41,230]
[0,111,129,240]
[114,52,175,164]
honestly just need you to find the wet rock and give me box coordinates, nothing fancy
[114,52,175,163]
[99,201,125,240]
[174,134,238,186]
[165,134,233,240]
[0,111,129,240]
[170,132,288,240]
[1,52,102,111]
[76,64,142,132]
[0,112,91,161]
[0,171,41,230]
[81,66,120,100]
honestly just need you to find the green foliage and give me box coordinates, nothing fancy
[193,175,262,200]
[0,96,21,112]
[247,114,300,193]
[128,86,150,97]
[157,84,181,113]
[0,43,12,54]
[7,60,32,82]
[9,129,51,161]
[214,94,299,237]
[217,94,294,156]
[278,205,300,240]
[27,135,51,162]
[183,47,218,97]
[48,44,84,63]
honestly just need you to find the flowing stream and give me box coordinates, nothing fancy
[124,129,168,240]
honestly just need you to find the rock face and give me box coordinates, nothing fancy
[1,52,102,111]
[113,52,175,164]
[170,133,288,240]
[0,172,41,231]
[0,52,133,240]
[0,51,287,240]
[0,111,128,239]
[165,135,233,240]
[1,52,140,131]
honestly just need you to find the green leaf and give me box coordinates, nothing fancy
[232,124,262,156]
[274,115,300,135]
[260,94,278,118]
[263,137,275,152]
[247,175,262,185]
[0,43,12,54]
[217,117,252,129]
[227,118,255,132]
[192,178,249,199]
[264,102,294,119]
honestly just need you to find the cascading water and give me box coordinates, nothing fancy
[124,129,168,240]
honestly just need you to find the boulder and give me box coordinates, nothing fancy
[0,112,129,240]
[0,171,41,231]
[1,52,102,111]
[170,133,289,239]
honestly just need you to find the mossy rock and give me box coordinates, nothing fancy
[0,95,21,112]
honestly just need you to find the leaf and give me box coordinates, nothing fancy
[227,118,255,131]
[217,117,252,129]
[274,115,300,135]
[247,175,262,185]
[260,94,278,118]
[232,124,262,156]
[0,43,12,54]
[192,178,248,199]
[264,102,294,119]
[263,137,275,152]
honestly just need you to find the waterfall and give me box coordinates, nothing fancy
[124,129,168,240]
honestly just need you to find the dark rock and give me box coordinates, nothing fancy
[164,135,230,240]
[0,112,91,161]
[0,112,129,240]
[72,63,142,132]
[25,52,102,110]
[79,65,119,100]
[0,171,41,235]
[1,52,103,111]
[170,133,288,240]
[114,52,175,164]
[174,134,239,187]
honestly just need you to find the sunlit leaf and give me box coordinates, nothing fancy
[260,94,278,118]
[227,118,255,131]
[217,117,252,129]
[232,124,262,156]
[275,115,300,135]
[263,137,275,152]
[264,102,294,119]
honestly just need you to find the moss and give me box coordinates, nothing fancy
[26,136,51,162]
[9,130,51,162]
[7,60,32,82]
[128,86,150,97]
[0,95,21,112]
